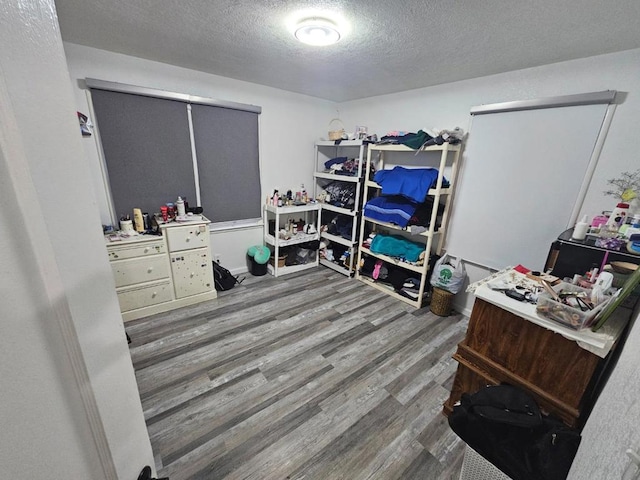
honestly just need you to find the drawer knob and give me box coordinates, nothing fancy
[147,267,154,273]
[186,237,190,242]
[190,272,195,278]
[144,247,150,253]
[152,292,157,298]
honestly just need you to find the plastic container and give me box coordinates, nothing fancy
[605,202,629,228]
[119,219,134,233]
[571,215,589,240]
[166,202,175,219]
[535,282,611,330]
[176,196,186,216]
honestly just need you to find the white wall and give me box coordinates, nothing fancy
[568,305,640,478]
[1,1,154,478]
[63,43,335,272]
[338,48,640,315]
[12,10,637,477]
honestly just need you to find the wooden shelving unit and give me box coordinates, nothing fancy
[355,143,461,308]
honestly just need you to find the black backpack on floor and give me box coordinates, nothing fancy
[449,384,581,480]
[213,261,244,291]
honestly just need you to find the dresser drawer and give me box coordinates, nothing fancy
[110,254,170,288]
[166,223,209,252]
[107,239,166,261]
[116,280,173,312]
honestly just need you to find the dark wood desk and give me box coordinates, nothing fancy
[546,228,639,280]
[443,297,621,428]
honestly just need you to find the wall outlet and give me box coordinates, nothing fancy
[214,254,221,263]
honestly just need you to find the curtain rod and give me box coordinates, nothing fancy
[471,90,617,115]
[84,78,262,114]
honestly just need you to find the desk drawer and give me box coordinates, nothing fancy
[111,254,170,288]
[107,239,166,261]
[116,280,173,312]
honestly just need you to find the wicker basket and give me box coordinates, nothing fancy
[270,254,287,268]
[328,118,345,141]
[430,287,454,316]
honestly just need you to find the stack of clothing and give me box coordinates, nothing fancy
[363,166,447,229]
[324,156,362,176]
[377,128,464,150]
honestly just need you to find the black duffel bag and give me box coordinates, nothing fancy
[449,384,581,480]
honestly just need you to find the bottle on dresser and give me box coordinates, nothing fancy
[176,196,186,216]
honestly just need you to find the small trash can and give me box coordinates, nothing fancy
[247,245,270,276]
[249,258,268,276]
[430,287,453,316]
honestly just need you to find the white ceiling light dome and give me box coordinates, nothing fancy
[294,17,341,46]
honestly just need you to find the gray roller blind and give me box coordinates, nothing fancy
[190,104,261,223]
[91,89,196,219]
[90,82,262,226]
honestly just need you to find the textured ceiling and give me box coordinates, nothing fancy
[54,0,640,102]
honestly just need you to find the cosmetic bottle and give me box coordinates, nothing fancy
[571,215,589,240]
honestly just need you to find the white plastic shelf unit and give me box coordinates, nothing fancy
[355,143,461,308]
[263,203,321,277]
[313,140,367,276]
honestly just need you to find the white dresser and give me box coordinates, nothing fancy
[106,217,216,321]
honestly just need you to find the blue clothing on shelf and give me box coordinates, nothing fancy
[363,196,417,228]
[374,166,448,203]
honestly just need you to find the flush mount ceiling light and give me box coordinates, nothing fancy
[294,18,341,46]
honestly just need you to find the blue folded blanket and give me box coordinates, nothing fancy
[363,196,416,228]
[374,166,448,203]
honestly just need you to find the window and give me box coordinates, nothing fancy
[88,79,262,227]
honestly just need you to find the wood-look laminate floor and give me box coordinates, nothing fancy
[126,267,468,480]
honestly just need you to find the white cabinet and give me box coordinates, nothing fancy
[355,143,461,308]
[313,140,367,276]
[160,220,215,299]
[106,217,216,321]
[169,248,213,298]
[263,203,321,277]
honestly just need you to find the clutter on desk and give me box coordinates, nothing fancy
[535,281,613,330]
[591,263,640,331]
[585,168,640,251]
[569,207,640,254]
[478,266,617,330]
[486,269,544,304]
